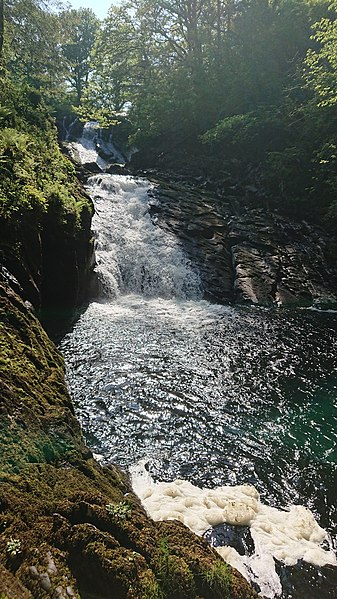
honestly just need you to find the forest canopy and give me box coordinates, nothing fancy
[1,0,337,226]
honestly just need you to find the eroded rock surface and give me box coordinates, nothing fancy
[150,178,337,308]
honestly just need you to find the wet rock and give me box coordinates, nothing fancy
[82,161,102,173]
[275,559,337,599]
[105,163,131,175]
[45,551,58,575]
[39,572,52,591]
[229,212,337,307]
[150,177,337,308]
[53,587,67,599]
[29,565,39,579]
[203,523,255,556]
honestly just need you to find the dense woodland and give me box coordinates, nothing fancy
[2,0,337,228]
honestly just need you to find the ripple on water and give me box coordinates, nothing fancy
[60,297,337,598]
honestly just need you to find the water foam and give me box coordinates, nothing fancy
[131,461,336,598]
[89,174,202,299]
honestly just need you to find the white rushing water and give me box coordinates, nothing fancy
[70,121,125,169]
[61,130,337,599]
[89,173,202,300]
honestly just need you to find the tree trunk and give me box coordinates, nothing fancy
[0,0,4,56]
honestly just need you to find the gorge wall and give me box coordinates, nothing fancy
[148,177,337,309]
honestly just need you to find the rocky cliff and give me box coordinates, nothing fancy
[149,177,337,308]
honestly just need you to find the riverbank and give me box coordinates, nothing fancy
[133,172,337,309]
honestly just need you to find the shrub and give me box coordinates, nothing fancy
[106,501,132,520]
[202,560,233,597]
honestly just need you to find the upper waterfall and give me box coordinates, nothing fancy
[67,122,201,301]
[70,121,126,170]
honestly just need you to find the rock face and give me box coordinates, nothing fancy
[150,177,337,307]
[0,192,94,318]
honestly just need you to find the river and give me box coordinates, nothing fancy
[60,125,337,598]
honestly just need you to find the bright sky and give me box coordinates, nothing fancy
[67,0,119,20]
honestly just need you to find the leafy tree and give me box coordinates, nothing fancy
[305,0,337,106]
[3,0,63,92]
[80,5,141,120]
[60,8,100,105]
[81,1,248,133]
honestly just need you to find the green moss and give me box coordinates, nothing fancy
[154,538,196,599]
[0,79,93,318]
[0,122,89,226]
[0,286,85,475]
[202,560,233,597]
[138,571,164,599]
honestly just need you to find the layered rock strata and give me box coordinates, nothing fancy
[150,178,337,308]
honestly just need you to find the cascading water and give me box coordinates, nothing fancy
[70,121,126,168]
[90,174,201,299]
[60,131,337,599]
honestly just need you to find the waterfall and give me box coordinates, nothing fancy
[89,173,202,300]
[67,121,202,300]
[71,121,126,170]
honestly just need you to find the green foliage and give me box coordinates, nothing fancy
[60,8,100,105]
[0,128,48,218]
[3,0,64,98]
[139,575,164,599]
[202,560,233,597]
[305,2,337,106]
[201,114,253,144]
[6,537,21,556]
[106,500,132,520]
[0,78,90,230]
[79,5,142,123]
